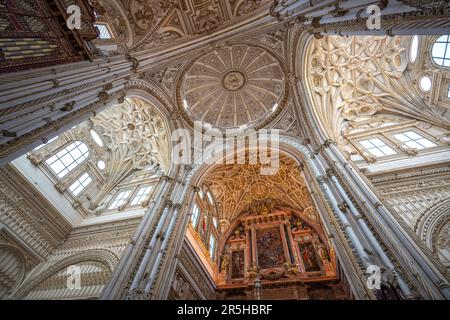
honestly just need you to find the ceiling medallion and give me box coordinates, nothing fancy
[222,70,247,92]
[178,45,287,129]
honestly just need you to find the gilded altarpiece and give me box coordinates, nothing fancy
[217,205,347,299]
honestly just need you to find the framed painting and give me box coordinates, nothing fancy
[256,227,286,269]
[299,242,321,272]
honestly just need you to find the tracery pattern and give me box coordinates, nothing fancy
[202,155,317,225]
[87,98,170,211]
[305,36,449,142]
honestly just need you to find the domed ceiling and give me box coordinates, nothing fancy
[178,45,287,129]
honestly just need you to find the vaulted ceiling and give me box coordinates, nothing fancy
[304,35,450,143]
[96,0,272,51]
[201,154,320,227]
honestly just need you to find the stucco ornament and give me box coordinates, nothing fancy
[202,155,316,223]
[306,35,449,143]
[88,98,170,212]
[179,45,286,128]
[306,36,409,141]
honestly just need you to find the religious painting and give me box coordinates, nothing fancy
[299,242,321,272]
[256,227,286,269]
[231,250,245,279]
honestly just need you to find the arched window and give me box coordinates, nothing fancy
[189,185,219,261]
[431,35,450,67]
[45,141,89,178]
[209,235,216,260]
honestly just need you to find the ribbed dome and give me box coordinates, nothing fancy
[178,45,286,129]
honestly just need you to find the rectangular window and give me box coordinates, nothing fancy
[109,190,131,209]
[95,23,112,39]
[447,84,450,99]
[69,172,92,196]
[209,235,216,260]
[191,203,200,228]
[393,131,436,150]
[130,186,152,206]
[45,141,89,178]
[359,138,396,157]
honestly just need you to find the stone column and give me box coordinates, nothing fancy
[322,141,450,299]
[270,0,450,36]
[101,174,173,299]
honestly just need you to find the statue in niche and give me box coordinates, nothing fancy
[231,251,245,279]
[230,224,245,240]
[220,253,230,273]
[374,268,405,300]
[317,242,330,262]
[295,220,305,230]
[200,215,208,238]
[247,263,259,279]
[283,261,299,275]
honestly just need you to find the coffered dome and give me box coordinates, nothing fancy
[178,45,287,129]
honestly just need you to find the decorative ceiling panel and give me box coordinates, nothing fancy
[202,155,318,226]
[178,44,286,128]
[98,0,272,50]
[305,35,449,143]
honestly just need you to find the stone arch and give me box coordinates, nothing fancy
[13,249,119,299]
[165,134,367,298]
[0,243,27,299]
[415,198,450,251]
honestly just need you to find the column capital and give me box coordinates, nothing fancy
[165,199,174,208]
[316,175,328,185]
[326,168,337,177]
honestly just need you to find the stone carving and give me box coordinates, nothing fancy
[237,0,262,16]
[195,7,221,34]
[86,98,169,212]
[179,45,286,128]
[305,36,448,143]
[202,155,315,225]
[129,0,155,31]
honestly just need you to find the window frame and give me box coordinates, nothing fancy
[191,203,200,228]
[130,185,153,206]
[109,189,132,210]
[68,172,93,197]
[45,141,90,178]
[392,130,437,150]
[358,137,397,158]
[208,234,216,261]
[431,35,450,68]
